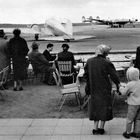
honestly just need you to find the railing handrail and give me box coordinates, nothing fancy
[52,50,136,55]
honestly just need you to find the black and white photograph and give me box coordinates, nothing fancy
[0,0,140,139]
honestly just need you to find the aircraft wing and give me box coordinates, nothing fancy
[92,19,113,25]
[37,35,95,41]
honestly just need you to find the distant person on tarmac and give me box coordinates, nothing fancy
[84,44,120,135]
[8,29,29,91]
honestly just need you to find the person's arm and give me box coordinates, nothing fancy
[22,39,29,56]
[119,83,131,96]
[107,61,120,91]
[38,53,49,65]
[83,61,89,81]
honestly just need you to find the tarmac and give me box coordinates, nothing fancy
[0,118,139,140]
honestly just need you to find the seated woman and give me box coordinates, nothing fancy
[28,42,55,85]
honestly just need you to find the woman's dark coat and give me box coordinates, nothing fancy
[0,38,10,71]
[134,46,140,70]
[8,36,29,80]
[84,55,120,121]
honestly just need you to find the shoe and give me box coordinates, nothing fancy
[13,87,17,91]
[98,128,105,135]
[123,131,130,139]
[130,132,140,138]
[19,87,23,91]
[92,129,99,135]
[135,133,140,138]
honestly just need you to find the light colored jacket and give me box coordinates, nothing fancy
[120,67,140,105]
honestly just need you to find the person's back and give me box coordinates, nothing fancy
[9,36,28,60]
[8,29,29,91]
[57,44,76,72]
[0,37,10,71]
[120,67,140,105]
[119,67,140,138]
[86,55,116,93]
[28,50,50,73]
[84,44,120,135]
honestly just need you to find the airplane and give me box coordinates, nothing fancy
[0,18,95,42]
[82,16,138,28]
[29,17,95,41]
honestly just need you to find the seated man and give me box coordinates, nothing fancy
[57,44,77,84]
[28,42,55,85]
[43,43,56,63]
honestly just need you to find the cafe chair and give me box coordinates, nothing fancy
[56,61,75,84]
[28,61,45,83]
[0,66,9,100]
[53,69,81,111]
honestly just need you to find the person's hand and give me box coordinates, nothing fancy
[116,84,121,95]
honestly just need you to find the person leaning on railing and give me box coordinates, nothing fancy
[84,44,120,135]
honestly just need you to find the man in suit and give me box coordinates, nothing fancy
[43,43,56,62]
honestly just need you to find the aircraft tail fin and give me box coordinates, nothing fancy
[62,19,73,36]
[61,19,73,40]
[30,24,41,33]
[82,16,86,22]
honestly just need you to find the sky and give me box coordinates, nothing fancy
[0,0,140,24]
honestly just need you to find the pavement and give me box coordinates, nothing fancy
[0,118,139,140]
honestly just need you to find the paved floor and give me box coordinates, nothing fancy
[0,118,139,140]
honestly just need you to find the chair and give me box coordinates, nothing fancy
[56,61,75,84]
[28,61,45,83]
[0,66,9,100]
[53,69,81,111]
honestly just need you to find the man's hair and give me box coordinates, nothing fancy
[62,44,69,49]
[13,29,21,36]
[47,43,53,48]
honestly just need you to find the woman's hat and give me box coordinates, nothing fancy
[95,44,111,56]
[31,41,40,49]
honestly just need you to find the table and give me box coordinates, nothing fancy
[77,66,126,79]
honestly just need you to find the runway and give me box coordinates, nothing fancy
[27,27,140,54]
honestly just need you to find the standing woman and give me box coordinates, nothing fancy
[8,29,29,91]
[84,44,120,135]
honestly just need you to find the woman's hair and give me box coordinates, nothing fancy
[95,44,111,56]
[126,67,139,81]
[31,41,39,50]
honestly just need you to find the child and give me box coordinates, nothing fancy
[119,67,140,138]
